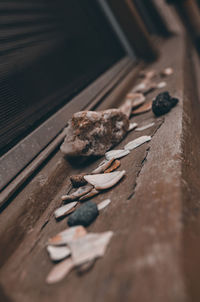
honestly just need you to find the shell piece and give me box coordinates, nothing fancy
[157,81,167,89]
[91,158,115,174]
[68,231,113,266]
[140,70,156,79]
[84,170,125,190]
[132,82,156,95]
[126,93,146,109]
[135,122,155,131]
[105,149,130,161]
[161,67,173,77]
[119,99,132,117]
[104,160,120,173]
[79,188,100,201]
[132,101,152,115]
[47,245,71,262]
[54,202,78,219]
[128,122,138,132]
[124,136,151,151]
[68,201,99,227]
[70,173,87,187]
[46,258,74,284]
[61,184,93,202]
[131,82,146,93]
[97,199,111,211]
[48,226,87,246]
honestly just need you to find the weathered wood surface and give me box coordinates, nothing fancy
[1,36,200,302]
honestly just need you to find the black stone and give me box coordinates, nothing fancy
[152,91,179,116]
[67,201,99,227]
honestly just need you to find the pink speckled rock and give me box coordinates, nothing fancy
[60,109,129,158]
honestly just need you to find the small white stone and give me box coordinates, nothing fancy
[47,245,71,262]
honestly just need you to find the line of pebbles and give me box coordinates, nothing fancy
[46,67,178,284]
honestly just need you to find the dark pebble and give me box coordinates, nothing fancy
[152,91,179,116]
[67,201,99,227]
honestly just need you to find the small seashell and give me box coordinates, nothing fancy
[132,101,152,115]
[131,82,146,93]
[61,184,93,202]
[68,231,113,266]
[161,67,173,77]
[140,70,156,79]
[105,149,130,161]
[54,202,78,219]
[124,136,151,151]
[97,199,111,211]
[135,122,155,131]
[104,159,120,173]
[47,245,71,262]
[70,173,87,187]
[79,188,100,201]
[157,81,167,89]
[84,170,125,190]
[46,257,74,284]
[48,226,87,246]
[119,99,132,117]
[128,122,138,132]
[91,158,115,174]
[68,201,99,227]
[126,93,145,109]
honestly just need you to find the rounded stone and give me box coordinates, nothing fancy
[67,201,99,227]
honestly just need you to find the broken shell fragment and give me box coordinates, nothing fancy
[128,122,138,132]
[47,245,71,262]
[104,159,120,173]
[132,101,152,115]
[105,149,130,161]
[161,67,173,77]
[46,258,74,284]
[91,158,115,174]
[48,226,87,246]
[140,70,156,79]
[79,188,100,201]
[84,170,125,190]
[54,202,78,219]
[60,109,129,158]
[124,136,151,151]
[68,231,113,266]
[97,199,111,211]
[135,122,155,131]
[61,184,93,202]
[157,81,167,89]
[131,82,146,93]
[126,93,145,109]
[70,173,87,187]
[68,201,99,227]
[119,99,132,117]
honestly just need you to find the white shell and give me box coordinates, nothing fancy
[124,136,151,151]
[128,122,138,132]
[46,258,74,284]
[161,67,173,76]
[119,99,132,117]
[47,245,71,261]
[68,231,113,266]
[84,170,125,190]
[157,81,167,89]
[92,158,114,174]
[135,122,155,131]
[48,226,87,246]
[79,188,100,201]
[132,82,146,93]
[105,149,130,161]
[97,199,111,211]
[61,184,93,201]
[54,202,78,219]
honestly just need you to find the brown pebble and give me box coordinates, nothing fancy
[70,173,87,187]
[104,160,121,173]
